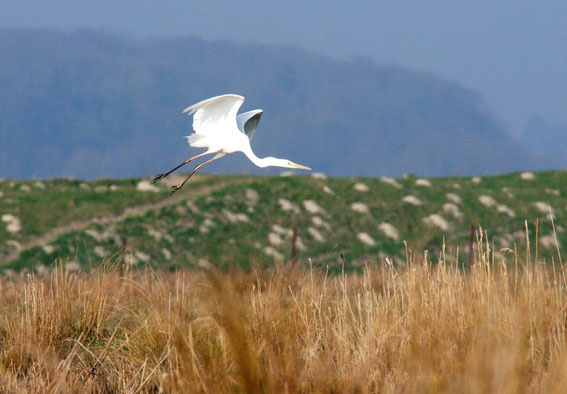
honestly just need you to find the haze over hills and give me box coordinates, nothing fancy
[0,29,559,179]
[518,118,567,169]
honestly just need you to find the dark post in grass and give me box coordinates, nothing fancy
[468,224,476,265]
[290,226,298,268]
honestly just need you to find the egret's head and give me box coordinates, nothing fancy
[264,157,311,170]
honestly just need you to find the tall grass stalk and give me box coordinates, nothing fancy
[1,242,567,392]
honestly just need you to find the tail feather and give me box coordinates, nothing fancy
[186,134,208,148]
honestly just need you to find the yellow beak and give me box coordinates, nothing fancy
[291,162,311,170]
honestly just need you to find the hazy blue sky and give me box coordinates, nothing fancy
[2,1,566,133]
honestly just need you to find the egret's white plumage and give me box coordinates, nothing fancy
[153,94,311,194]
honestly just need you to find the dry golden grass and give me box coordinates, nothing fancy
[1,240,567,392]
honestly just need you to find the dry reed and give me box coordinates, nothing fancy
[0,239,567,393]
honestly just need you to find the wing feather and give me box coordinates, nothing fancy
[236,110,263,142]
[182,94,244,136]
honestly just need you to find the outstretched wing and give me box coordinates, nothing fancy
[236,110,263,142]
[183,94,244,135]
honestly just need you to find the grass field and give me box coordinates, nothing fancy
[2,171,567,391]
[3,170,567,272]
[0,238,566,392]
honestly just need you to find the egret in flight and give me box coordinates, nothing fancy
[152,94,311,194]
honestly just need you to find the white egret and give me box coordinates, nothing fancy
[152,94,311,194]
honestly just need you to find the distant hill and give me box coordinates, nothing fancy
[0,29,553,179]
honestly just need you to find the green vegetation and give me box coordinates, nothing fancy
[2,170,567,272]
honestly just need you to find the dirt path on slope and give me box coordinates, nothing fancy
[1,180,235,265]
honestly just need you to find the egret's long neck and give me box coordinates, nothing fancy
[242,145,271,168]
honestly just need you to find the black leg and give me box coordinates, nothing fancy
[152,152,212,184]
[168,154,224,195]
